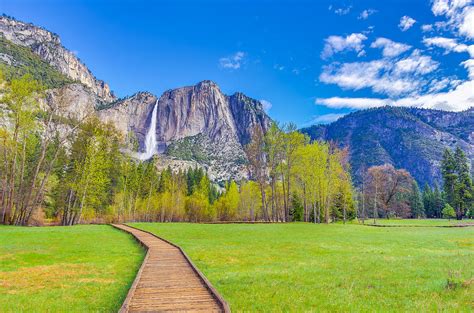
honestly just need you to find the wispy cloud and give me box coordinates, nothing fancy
[370,37,412,57]
[421,24,434,32]
[321,33,368,59]
[316,80,474,112]
[431,0,474,39]
[219,51,246,70]
[329,5,352,16]
[423,36,474,56]
[358,9,377,20]
[309,113,347,125]
[318,0,474,113]
[260,100,272,112]
[399,15,416,31]
[273,64,285,71]
[320,50,439,97]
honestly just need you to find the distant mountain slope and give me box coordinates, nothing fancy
[301,106,474,186]
[0,15,115,102]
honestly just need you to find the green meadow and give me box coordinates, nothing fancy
[363,218,473,226]
[0,225,144,312]
[1,222,472,312]
[132,222,474,312]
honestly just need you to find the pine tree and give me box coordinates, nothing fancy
[432,184,445,218]
[422,184,434,217]
[409,181,424,218]
[442,148,457,208]
[453,147,473,220]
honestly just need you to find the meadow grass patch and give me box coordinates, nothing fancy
[0,225,144,312]
[132,222,473,312]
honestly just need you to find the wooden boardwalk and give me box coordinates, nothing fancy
[112,224,230,313]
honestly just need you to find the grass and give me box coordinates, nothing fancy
[132,222,474,312]
[0,225,144,312]
[361,218,473,226]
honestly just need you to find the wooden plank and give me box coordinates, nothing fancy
[112,224,230,313]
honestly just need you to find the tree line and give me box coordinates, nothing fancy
[245,124,355,223]
[2,73,470,226]
[357,147,473,221]
[0,74,356,225]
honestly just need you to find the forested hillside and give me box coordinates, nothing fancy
[301,106,474,186]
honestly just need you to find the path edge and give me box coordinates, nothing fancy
[113,223,231,313]
[111,224,150,313]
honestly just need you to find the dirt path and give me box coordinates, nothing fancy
[112,224,230,313]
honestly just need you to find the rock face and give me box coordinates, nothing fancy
[301,106,474,187]
[44,83,99,120]
[0,16,115,102]
[0,14,271,181]
[100,80,271,181]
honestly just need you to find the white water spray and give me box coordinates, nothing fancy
[137,100,159,160]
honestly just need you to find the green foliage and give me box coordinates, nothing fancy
[0,36,72,89]
[165,134,210,163]
[442,204,456,220]
[442,147,473,219]
[290,194,303,221]
[409,181,425,218]
[423,184,445,218]
[214,181,240,221]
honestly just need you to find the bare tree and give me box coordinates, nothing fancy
[245,126,269,221]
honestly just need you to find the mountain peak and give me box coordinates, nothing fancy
[0,15,115,102]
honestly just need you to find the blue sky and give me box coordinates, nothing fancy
[3,0,474,126]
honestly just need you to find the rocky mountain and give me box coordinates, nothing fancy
[0,15,114,102]
[99,81,271,181]
[0,15,271,182]
[301,106,474,187]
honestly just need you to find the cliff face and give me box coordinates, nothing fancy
[0,16,115,102]
[301,106,474,187]
[100,80,271,181]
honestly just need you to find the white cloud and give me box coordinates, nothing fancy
[334,6,352,15]
[431,0,471,17]
[421,24,434,32]
[317,0,474,113]
[316,80,474,112]
[319,50,438,97]
[260,100,272,112]
[315,97,388,109]
[461,59,474,78]
[428,77,451,92]
[309,113,347,124]
[431,0,474,39]
[219,51,246,70]
[393,50,439,75]
[459,6,474,38]
[423,36,473,55]
[399,15,417,31]
[273,64,285,71]
[370,37,412,57]
[358,9,377,20]
[321,33,368,59]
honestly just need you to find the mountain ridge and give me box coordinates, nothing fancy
[301,106,474,186]
[0,15,115,102]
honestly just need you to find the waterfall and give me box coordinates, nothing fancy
[137,100,159,160]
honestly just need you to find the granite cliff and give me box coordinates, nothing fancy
[0,15,114,102]
[0,15,271,182]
